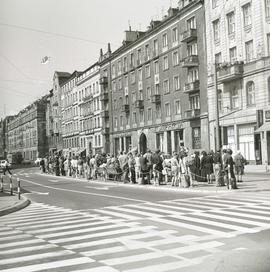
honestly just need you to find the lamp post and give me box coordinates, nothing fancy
[213,62,220,152]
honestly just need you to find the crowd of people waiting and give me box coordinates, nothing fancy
[39,147,247,189]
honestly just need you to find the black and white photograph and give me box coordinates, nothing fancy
[1,0,270,271]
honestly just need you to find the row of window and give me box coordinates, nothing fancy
[63,135,101,149]
[111,17,196,78]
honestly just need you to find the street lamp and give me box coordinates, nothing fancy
[213,62,220,152]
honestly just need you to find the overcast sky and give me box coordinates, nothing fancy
[0,0,179,119]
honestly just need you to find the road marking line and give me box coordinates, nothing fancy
[0,239,44,249]
[65,230,177,250]
[101,251,166,266]
[94,209,141,220]
[104,206,165,218]
[171,214,254,233]
[24,191,49,195]
[29,218,122,234]
[72,267,119,272]
[0,257,94,272]
[0,250,74,265]
[19,178,146,203]
[37,222,140,239]
[49,225,156,244]
[0,234,32,242]
[85,186,109,190]
[0,244,58,255]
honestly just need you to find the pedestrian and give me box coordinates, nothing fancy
[152,149,163,185]
[139,153,150,185]
[54,154,60,176]
[145,149,153,183]
[213,150,223,186]
[128,153,136,183]
[234,150,246,183]
[224,149,237,189]
[78,157,84,178]
[193,151,201,182]
[162,155,171,184]
[3,159,12,176]
[40,158,45,173]
[71,156,78,178]
[134,152,141,183]
[200,151,208,182]
[171,152,179,187]
[205,151,214,184]
[119,151,129,182]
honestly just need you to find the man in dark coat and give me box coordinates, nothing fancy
[139,154,150,184]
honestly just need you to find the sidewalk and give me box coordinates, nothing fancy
[0,192,30,217]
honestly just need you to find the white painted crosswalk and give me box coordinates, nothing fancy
[0,191,270,271]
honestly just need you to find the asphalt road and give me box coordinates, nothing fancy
[0,168,270,272]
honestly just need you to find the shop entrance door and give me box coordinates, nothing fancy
[254,134,262,165]
[139,133,147,155]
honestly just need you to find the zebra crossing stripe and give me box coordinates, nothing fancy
[37,222,140,239]
[0,239,45,249]
[29,218,123,234]
[0,244,58,255]
[171,214,256,233]
[72,267,119,272]
[0,234,32,242]
[65,230,177,250]
[101,251,166,266]
[193,211,270,228]
[81,245,130,257]
[49,225,157,244]
[212,209,270,221]
[0,250,74,265]
[94,209,140,220]
[149,217,232,237]
[0,257,94,272]
[19,216,112,231]
[105,206,165,218]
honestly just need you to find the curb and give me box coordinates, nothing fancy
[37,173,230,194]
[0,196,31,217]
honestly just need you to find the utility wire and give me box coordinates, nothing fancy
[0,22,114,46]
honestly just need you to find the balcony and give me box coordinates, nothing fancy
[121,104,130,113]
[151,94,161,104]
[83,94,93,102]
[181,28,197,43]
[134,100,144,109]
[184,80,200,93]
[217,62,244,83]
[100,92,109,101]
[100,110,109,119]
[184,109,201,119]
[182,55,199,67]
[99,76,108,85]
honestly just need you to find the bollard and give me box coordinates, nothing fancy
[9,175,13,195]
[0,175,3,193]
[17,178,21,200]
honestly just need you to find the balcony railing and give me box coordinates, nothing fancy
[134,100,144,109]
[184,108,201,119]
[99,76,108,85]
[182,55,199,67]
[150,94,161,104]
[181,28,197,42]
[100,92,109,101]
[217,62,244,83]
[121,104,130,113]
[184,80,200,93]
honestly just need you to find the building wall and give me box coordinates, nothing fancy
[100,0,208,155]
[205,0,270,163]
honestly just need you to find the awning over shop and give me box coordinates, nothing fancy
[255,122,270,133]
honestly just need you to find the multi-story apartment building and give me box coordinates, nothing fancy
[61,71,82,157]
[46,71,71,155]
[205,0,270,164]
[7,96,48,161]
[99,0,208,155]
[0,119,5,158]
[77,62,107,156]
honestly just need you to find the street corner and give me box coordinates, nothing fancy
[0,193,31,217]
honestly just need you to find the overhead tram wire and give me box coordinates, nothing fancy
[0,22,117,46]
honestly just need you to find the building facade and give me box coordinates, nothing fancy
[100,0,208,155]
[7,97,48,161]
[46,72,71,155]
[205,0,270,164]
[0,119,5,159]
[77,62,106,155]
